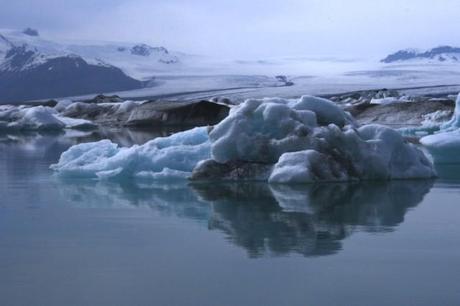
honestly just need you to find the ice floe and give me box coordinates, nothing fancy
[0,105,96,131]
[50,127,210,179]
[420,93,460,163]
[52,95,436,182]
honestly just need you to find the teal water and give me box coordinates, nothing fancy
[0,132,460,306]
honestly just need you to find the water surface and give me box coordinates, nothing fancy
[0,131,459,306]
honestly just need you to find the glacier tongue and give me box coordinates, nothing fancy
[51,95,436,183]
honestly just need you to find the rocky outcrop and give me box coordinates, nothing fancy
[61,99,230,127]
[348,99,454,126]
[191,159,273,181]
[85,94,124,104]
[125,100,230,127]
[22,28,39,37]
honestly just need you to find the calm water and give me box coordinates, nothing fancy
[1,131,460,306]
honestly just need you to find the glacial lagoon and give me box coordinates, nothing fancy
[0,131,460,306]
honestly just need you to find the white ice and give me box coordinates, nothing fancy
[52,95,435,183]
[0,105,96,131]
[50,127,211,179]
[420,93,460,163]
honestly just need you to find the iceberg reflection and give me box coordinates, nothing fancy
[58,179,433,257]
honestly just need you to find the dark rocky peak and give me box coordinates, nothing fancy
[130,44,169,56]
[382,45,460,63]
[22,28,39,37]
[131,44,153,56]
[2,45,38,70]
[421,46,460,58]
[381,49,418,63]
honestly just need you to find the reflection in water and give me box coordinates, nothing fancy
[434,164,460,182]
[193,182,433,257]
[57,178,433,258]
[0,132,435,258]
[0,126,187,149]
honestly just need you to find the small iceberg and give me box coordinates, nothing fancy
[420,93,460,163]
[51,95,436,183]
[50,127,211,179]
[0,105,96,131]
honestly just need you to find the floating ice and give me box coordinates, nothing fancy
[268,124,434,183]
[209,95,354,164]
[4,106,65,130]
[370,97,402,105]
[269,150,347,183]
[420,131,460,163]
[291,95,355,127]
[440,93,460,131]
[420,93,460,163]
[0,105,96,131]
[50,127,211,179]
[54,99,74,112]
[52,95,436,183]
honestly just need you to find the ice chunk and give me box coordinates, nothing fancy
[440,93,460,131]
[419,93,460,163]
[54,115,97,130]
[292,95,355,127]
[54,99,74,112]
[269,150,348,183]
[51,127,211,179]
[12,106,65,130]
[420,131,460,164]
[0,105,96,131]
[115,100,138,114]
[357,124,435,179]
[209,98,317,163]
[370,97,400,105]
[268,124,435,183]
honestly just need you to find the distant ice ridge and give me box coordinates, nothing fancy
[420,93,460,163]
[51,95,436,183]
[0,105,96,131]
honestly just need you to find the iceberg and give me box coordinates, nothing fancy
[267,124,434,183]
[0,105,96,131]
[52,95,436,183]
[420,93,460,163]
[50,127,211,179]
[420,131,460,164]
[54,99,74,112]
[440,93,460,131]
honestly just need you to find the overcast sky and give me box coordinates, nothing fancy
[1,0,460,59]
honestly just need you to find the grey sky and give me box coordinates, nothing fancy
[1,0,460,58]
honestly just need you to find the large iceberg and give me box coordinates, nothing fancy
[52,95,436,183]
[420,93,460,163]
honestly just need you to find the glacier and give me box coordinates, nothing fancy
[51,95,436,183]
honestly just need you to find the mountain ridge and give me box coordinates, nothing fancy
[382,46,460,63]
[0,28,184,103]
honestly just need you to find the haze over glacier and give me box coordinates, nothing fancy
[2,23,460,103]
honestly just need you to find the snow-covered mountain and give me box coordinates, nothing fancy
[0,28,182,103]
[382,46,460,63]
